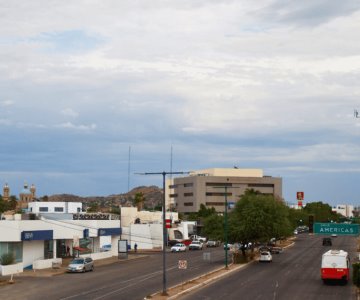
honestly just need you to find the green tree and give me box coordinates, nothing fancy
[133,192,145,211]
[202,214,223,241]
[287,207,309,229]
[304,202,340,222]
[87,202,99,213]
[228,190,292,245]
[7,196,18,211]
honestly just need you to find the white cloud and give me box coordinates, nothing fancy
[0,100,14,107]
[55,122,97,131]
[61,108,79,118]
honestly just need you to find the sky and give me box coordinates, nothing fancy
[0,0,360,207]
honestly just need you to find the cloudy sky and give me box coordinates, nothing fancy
[1,0,360,206]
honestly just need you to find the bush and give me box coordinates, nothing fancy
[353,263,360,287]
[0,253,15,266]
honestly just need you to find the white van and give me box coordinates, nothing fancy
[321,250,350,284]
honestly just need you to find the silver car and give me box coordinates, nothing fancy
[67,257,94,273]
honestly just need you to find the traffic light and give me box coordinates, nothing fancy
[309,215,314,233]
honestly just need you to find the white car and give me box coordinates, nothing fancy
[259,251,272,262]
[171,243,187,252]
[189,240,203,250]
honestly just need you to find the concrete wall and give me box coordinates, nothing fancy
[120,207,178,227]
[127,224,162,250]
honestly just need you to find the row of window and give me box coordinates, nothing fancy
[39,207,64,212]
[169,183,194,189]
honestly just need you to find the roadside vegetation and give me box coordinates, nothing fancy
[184,189,346,247]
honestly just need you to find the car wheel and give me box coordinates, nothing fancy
[82,267,86,273]
[91,266,94,272]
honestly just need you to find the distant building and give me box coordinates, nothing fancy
[166,168,282,214]
[28,202,82,214]
[2,183,10,201]
[332,204,354,218]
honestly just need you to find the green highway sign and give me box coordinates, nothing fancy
[314,223,359,236]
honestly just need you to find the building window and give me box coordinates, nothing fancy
[169,194,178,198]
[169,184,177,188]
[39,207,48,212]
[184,193,193,197]
[184,183,193,187]
[184,202,194,206]
[54,207,64,212]
[206,182,232,187]
[0,242,23,263]
[206,192,232,197]
[248,183,274,188]
[205,202,225,206]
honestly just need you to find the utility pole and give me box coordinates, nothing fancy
[136,171,188,296]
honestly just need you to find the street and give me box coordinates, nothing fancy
[0,247,227,300]
[180,234,358,300]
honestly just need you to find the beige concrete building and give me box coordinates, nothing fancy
[167,168,282,214]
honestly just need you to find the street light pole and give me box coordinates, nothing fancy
[136,171,188,296]
[224,186,229,269]
[214,183,239,270]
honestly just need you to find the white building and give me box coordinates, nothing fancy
[332,204,354,218]
[28,202,82,214]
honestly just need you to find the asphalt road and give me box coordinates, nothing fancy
[0,246,228,300]
[180,234,358,300]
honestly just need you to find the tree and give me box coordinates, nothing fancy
[7,196,18,211]
[133,192,145,211]
[202,214,224,241]
[228,190,292,247]
[87,202,99,213]
[303,202,340,222]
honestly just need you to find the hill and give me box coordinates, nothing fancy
[46,186,163,211]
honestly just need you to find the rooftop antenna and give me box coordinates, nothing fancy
[170,145,173,179]
[127,146,131,192]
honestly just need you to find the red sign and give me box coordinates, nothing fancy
[165,219,171,228]
[298,200,303,207]
[297,192,304,200]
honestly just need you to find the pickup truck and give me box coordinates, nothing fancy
[189,240,203,250]
[190,235,207,243]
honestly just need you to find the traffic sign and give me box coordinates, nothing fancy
[165,219,171,228]
[314,223,359,236]
[178,260,187,269]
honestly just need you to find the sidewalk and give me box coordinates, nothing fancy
[18,253,148,278]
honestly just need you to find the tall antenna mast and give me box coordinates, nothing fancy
[127,146,131,192]
[170,145,173,179]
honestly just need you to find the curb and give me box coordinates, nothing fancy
[145,261,253,300]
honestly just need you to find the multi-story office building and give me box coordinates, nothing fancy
[167,168,282,214]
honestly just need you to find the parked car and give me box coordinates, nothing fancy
[190,235,207,243]
[259,251,272,262]
[189,240,203,250]
[171,243,187,252]
[206,240,220,247]
[67,257,94,273]
[100,244,111,252]
[271,247,283,254]
[223,243,233,250]
[322,237,332,246]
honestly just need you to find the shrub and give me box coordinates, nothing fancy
[353,263,360,287]
[0,253,15,266]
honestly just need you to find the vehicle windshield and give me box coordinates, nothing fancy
[71,259,84,264]
[174,244,183,247]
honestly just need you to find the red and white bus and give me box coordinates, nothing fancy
[321,250,350,284]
